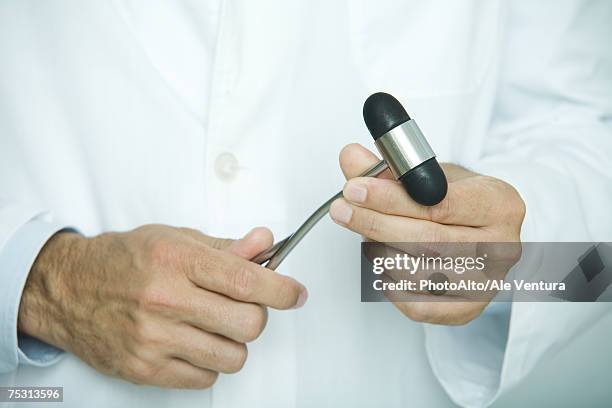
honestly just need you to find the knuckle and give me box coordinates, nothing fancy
[418,225,445,243]
[189,246,214,278]
[379,182,397,213]
[131,321,163,348]
[140,285,179,312]
[228,266,257,300]
[362,211,381,237]
[147,235,181,267]
[198,371,219,389]
[428,196,452,223]
[487,177,526,221]
[133,224,159,236]
[131,323,149,345]
[240,305,268,342]
[136,364,159,383]
[209,238,234,250]
[509,243,523,264]
[225,343,248,373]
[506,188,526,222]
[124,358,160,384]
[277,277,302,309]
[200,343,221,363]
[178,227,198,236]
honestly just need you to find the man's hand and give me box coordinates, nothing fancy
[18,225,307,388]
[329,143,525,325]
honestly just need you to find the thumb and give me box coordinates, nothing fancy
[339,143,393,180]
[179,227,273,260]
[226,227,274,260]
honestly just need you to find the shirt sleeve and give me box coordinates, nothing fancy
[0,203,71,373]
[424,0,612,406]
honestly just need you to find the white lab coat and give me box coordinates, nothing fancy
[1,0,612,407]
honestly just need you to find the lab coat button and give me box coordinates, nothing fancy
[214,152,239,181]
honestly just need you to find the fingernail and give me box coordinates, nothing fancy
[329,199,353,225]
[344,181,367,203]
[293,287,309,309]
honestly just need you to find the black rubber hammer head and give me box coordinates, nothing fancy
[363,92,447,206]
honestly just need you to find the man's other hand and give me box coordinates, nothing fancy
[18,225,307,388]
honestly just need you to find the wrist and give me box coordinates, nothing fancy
[17,231,87,352]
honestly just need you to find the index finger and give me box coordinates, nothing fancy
[340,144,470,183]
[185,246,308,310]
[339,143,394,180]
[343,176,497,227]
